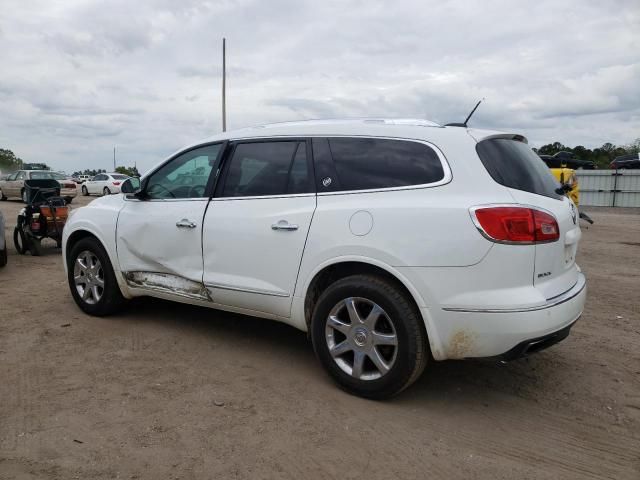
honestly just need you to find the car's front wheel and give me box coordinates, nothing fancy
[67,237,126,316]
[311,274,428,399]
[81,186,88,196]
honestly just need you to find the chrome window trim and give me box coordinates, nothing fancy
[219,135,453,197]
[123,196,209,203]
[211,192,315,202]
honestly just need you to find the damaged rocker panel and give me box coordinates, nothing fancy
[124,272,211,301]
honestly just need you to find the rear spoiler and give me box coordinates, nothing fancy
[466,130,528,144]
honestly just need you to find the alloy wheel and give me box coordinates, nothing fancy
[325,297,398,381]
[73,250,105,304]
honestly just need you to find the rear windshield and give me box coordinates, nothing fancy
[476,139,562,200]
[30,171,55,180]
[111,174,128,180]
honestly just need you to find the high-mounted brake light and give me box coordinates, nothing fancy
[471,206,559,244]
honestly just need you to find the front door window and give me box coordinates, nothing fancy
[146,144,222,199]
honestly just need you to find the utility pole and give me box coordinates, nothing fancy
[222,37,227,132]
[113,146,116,171]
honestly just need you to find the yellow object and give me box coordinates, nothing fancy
[549,167,579,206]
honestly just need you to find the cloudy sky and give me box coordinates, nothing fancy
[1,0,638,173]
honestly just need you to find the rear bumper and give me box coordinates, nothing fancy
[418,272,586,360]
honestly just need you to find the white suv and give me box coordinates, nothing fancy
[62,119,586,398]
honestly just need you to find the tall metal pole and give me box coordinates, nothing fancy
[113,146,116,171]
[222,38,227,132]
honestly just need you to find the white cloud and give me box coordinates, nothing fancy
[0,0,638,173]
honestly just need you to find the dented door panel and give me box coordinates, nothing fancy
[116,199,208,287]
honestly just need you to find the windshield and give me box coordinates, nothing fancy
[29,171,55,180]
[476,139,562,200]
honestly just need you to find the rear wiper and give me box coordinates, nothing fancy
[579,212,594,224]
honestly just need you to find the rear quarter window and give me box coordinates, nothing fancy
[326,137,445,191]
[476,139,562,200]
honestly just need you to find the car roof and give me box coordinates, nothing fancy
[181,118,525,153]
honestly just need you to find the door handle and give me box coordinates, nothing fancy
[176,219,197,229]
[271,220,299,231]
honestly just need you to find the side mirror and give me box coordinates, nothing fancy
[121,177,141,195]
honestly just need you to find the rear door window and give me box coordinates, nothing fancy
[220,141,313,197]
[323,137,445,192]
[476,139,562,200]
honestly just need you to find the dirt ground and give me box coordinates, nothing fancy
[0,195,638,480]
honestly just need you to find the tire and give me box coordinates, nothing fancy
[0,245,7,267]
[21,189,27,203]
[67,236,126,316]
[13,227,27,254]
[103,187,110,196]
[311,274,428,399]
[65,197,73,204]
[82,186,88,196]
[0,188,7,200]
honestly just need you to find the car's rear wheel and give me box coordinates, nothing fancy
[67,237,126,316]
[65,196,73,204]
[21,189,27,203]
[103,187,110,196]
[0,188,7,200]
[311,274,428,399]
[81,186,88,196]
[13,227,27,255]
[0,244,7,267]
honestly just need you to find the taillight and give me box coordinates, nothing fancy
[471,206,559,244]
[112,182,121,186]
[31,213,41,232]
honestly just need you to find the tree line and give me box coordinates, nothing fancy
[533,138,640,168]
[1,148,140,177]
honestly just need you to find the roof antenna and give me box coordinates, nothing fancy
[445,98,485,127]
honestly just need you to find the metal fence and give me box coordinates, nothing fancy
[576,170,640,207]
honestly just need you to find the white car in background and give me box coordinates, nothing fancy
[0,170,77,204]
[81,173,130,196]
[77,174,92,183]
[62,118,586,398]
